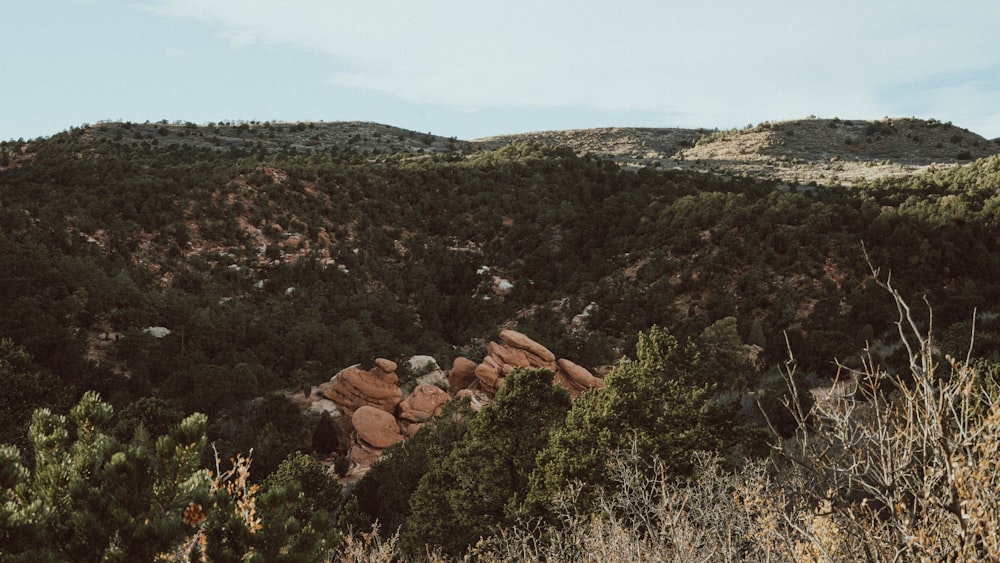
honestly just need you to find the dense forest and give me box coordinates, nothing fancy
[1,121,999,560]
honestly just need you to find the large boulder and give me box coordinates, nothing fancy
[408,355,449,389]
[399,384,451,423]
[323,361,403,417]
[475,355,504,392]
[499,329,556,362]
[449,356,478,391]
[474,330,559,394]
[554,358,605,399]
[352,405,404,449]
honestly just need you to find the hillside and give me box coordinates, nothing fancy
[2,117,1000,560]
[480,117,1000,185]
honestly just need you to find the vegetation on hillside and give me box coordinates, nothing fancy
[2,121,1000,559]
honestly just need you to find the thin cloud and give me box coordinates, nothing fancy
[86,2,1000,137]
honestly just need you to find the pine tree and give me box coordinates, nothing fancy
[1,391,211,562]
[528,326,720,518]
[402,368,571,557]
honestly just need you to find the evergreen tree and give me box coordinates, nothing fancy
[402,368,571,557]
[1,391,211,562]
[349,398,472,537]
[310,410,341,454]
[0,393,340,561]
[528,326,721,517]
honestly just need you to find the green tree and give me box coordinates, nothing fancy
[698,316,750,389]
[1,391,211,562]
[528,326,721,517]
[402,368,571,557]
[349,398,472,538]
[310,410,341,454]
[0,338,70,450]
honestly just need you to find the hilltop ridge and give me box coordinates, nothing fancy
[55,116,1000,187]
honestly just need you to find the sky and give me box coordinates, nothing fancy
[3,0,1000,142]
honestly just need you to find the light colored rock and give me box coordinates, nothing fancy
[308,398,342,417]
[408,355,447,388]
[416,368,448,389]
[456,388,492,412]
[407,355,439,373]
[143,326,171,338]
[352,406,404,449]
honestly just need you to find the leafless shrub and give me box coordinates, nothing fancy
[471,443,800,562]
[769,262,1000,561]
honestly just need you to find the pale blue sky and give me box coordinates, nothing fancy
[3,0,1000,141]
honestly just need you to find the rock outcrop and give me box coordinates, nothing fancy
[468,329,603,399]
[554,358,605,399]
[448,356,478,391]
[474,330,558,393]
[312,334,602,480]
[322,361,403,418]
[399,384,450,425]
[352,405,405,449]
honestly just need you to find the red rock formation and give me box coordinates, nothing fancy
[448,356,478,391]
[554,358,605,399]
[399,384,450,424]
[352,406,404,449]
[499,329,556,362]
[323,361,403,424]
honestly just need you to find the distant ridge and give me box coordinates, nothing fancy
[42,116,1000,186]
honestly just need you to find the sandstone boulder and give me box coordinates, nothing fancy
[449,356,478,391]
[323,363,402,417]
[555,358,605,399]
[499,329,556,362]
[475,355,503,391]
[374,357,397,374]
[399,384,450,423]
[487,340,531,368]
[352,405,404,449]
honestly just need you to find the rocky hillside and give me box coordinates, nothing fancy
[481,117,1000,186]
[54,116,1000,188]
[79,119,474,156]
[292,329,605,481]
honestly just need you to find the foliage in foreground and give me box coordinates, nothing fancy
[0,393,341,562]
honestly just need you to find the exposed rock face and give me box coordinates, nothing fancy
[315,337,602,481]
[471,330,603,398]
[399,384,450,424]
[554,358,605,399]
[499,329,556,362]
[475,330,558,393]
[448,356,478,391]
[408,355,448,389]
[323,361,403,422]
[352,406,404,449]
